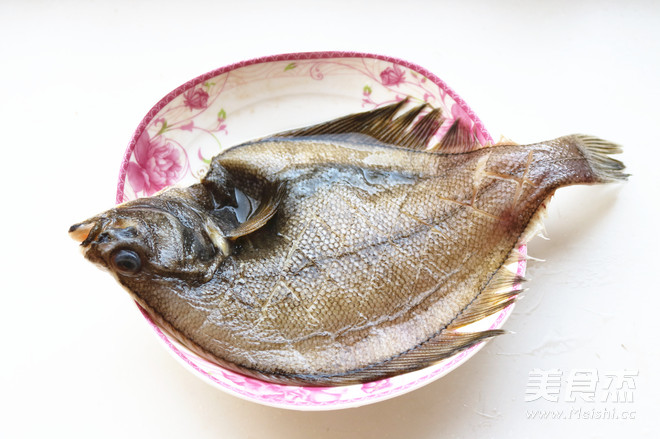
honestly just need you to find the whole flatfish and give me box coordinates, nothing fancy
[70,100,626,385]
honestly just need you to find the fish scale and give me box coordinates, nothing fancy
[70,100,627,385]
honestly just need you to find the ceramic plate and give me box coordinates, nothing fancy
[116,52,525,410]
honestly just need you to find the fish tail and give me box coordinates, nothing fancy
[561,134,629,183]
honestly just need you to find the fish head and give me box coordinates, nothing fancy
[69,196,228,292]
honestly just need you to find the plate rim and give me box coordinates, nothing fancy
[114,51,516,410]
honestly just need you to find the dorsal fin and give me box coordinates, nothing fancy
[431,118,481,153]
[272,98,446,151]
[495,135,518,146]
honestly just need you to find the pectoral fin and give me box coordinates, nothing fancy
[225,183,285,239]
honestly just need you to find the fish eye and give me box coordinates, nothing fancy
[111,249,142,275]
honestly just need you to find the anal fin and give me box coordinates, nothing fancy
[448,265,526,330]
[347,329,506,380]
[286,328,506,386]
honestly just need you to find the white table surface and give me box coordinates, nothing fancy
[1,1,658,437]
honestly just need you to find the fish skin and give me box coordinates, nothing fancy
[71,103,626,385]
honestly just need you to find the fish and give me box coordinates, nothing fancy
[69,99,627,386]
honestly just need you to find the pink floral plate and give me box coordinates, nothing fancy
[116,52,525,410]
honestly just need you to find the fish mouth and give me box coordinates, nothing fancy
[69,221,95,243]
[69,217,114,247]
[69,205,182,251]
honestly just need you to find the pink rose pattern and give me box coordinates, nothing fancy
[127,133,186,196]
[379,64,406,86]
[183,87,210,110]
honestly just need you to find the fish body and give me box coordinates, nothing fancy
[71,101,626,385]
